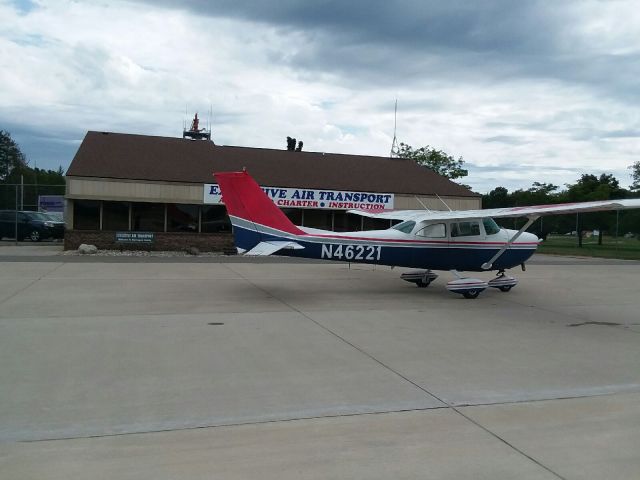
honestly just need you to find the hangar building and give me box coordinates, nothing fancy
[64,131,481,251]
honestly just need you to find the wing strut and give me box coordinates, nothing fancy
[481,215,539,270]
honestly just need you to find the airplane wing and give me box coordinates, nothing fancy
[346,210,429,221]
[348,199,640,222]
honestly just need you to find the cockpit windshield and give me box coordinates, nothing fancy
[483,217,501,235]
[392,220,416,234]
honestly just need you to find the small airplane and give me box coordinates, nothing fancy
[214,170,640,298]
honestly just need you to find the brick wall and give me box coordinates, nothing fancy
[64,230,235,253]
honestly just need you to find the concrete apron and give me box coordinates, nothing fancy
[1,259,639,479]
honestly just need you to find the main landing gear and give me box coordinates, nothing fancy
[400,270,438,288]
[401,269,519,299]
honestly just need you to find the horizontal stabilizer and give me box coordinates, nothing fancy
[245,241,304,256]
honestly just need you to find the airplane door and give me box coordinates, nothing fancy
[448,219,486,270]
[414,222,448,269]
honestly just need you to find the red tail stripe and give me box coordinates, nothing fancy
[213,171,305,236]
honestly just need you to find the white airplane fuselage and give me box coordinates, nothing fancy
[231,214,538,272]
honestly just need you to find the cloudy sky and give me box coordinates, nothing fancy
[1,0,639,192]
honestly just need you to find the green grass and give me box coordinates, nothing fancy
[538,234,640,260]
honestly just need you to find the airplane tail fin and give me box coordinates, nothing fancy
[214,171,305,252]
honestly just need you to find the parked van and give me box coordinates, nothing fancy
[0,210,65,241]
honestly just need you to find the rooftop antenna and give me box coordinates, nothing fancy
[183,104,188,133]
[390,98,400,158]
[183,111,212,141]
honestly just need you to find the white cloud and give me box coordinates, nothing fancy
[1,0,639,192]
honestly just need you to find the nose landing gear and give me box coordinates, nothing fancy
[446,278,489,298]
[445,270,488,299]
[488,270,518,292]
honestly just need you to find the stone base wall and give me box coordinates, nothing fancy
[64,230,235,253]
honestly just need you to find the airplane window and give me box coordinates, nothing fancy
[392,220,416,234]
[450,221,480,237]
[416,223,446,238]
[483,217,501,235]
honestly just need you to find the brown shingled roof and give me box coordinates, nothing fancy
[67,131,479,197]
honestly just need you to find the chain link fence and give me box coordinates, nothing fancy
[0,183,66,243]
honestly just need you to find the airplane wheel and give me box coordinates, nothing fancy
[499,285,513,292]
[416,280,430,288]
[463,290,480,299]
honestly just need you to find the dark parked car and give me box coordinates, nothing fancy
[43,212,64,223]
[0,210,65,241]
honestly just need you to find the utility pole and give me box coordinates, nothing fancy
[14,186,18,245]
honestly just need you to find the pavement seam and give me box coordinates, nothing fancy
[450,408,568,480]
[18,389,637,448]
[224,263,568,480]
[18,406,451,443]
[303,310,570,480]
[221,264,443,403]
[0,262,64,307]
[451,387,640,408]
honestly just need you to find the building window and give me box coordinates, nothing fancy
[102,201,129,231]
[201,205,231,233]
[132,202,165,232]
[167,204,199,233]
[73,200,100,230]
[303,209,332,230]
[282,208,303,226]
[333,212,362,232]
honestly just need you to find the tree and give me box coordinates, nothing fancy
[566,173,625,202]
[483,186,511,209]
[0,130,28,181]
[0,165,66,210]
[565,174,627,246]
[630,161,640,191]
[397,142,468,180]
[0,131,66,209]
[511,182,559,206]
[483,182,561,239]
[481,173,640,241]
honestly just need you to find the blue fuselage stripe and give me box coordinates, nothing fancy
[232,224,536,272]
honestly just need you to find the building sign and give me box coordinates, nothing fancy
[203,184,394,211]
[115,232,155,243]
[38,195,64,213]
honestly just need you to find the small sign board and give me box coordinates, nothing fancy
[38,195,64,213]
[115,232,155,243]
